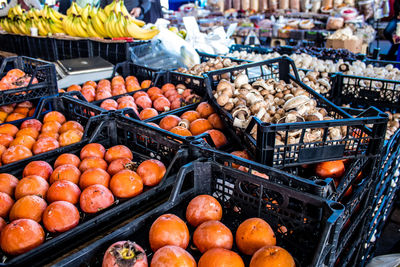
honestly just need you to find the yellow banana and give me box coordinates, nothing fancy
[14,5,23,17]
[104,0,116,17]
[81,4,90,23]
[74,2,82,15]
[105,13,115,38]
[33,9,41,20]
[48,8,62,24]
[2,19,10,32]
[118,13,128,37]
[74,17,89,37]
[129,17,145,27]
[78,16,88,30]
[62,15,74,36]
[67,2,78,16]
[24,20,32,35]
[51,7,65,20]
[8,8,15,19]
[113,0,121,14]
[110,12,121,37]
[43,19,52,33]
[41,5,48,19]
[125,19,159,40]
[97,8,108,23]
[49,20,64,34]
[9,22,19,34]
[17,20,27,35]
[87,18,102,38]
[37,19,48,36]
[92,12,108,37]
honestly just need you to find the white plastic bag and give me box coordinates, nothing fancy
[366,254,400,267]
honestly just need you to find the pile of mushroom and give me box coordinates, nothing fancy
[298,70,331,96]
[176,57,240,77]
[383,112,400,140]
[214,74,345,145]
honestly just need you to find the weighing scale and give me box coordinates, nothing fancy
[55,57,115,89]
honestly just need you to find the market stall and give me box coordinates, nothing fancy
[0,0,398,266]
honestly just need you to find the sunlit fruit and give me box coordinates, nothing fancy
[54,153,81,168]
[47,180,81,204]
[198,248,245,267]
[15,175,49,200]
[193,220,233,253]
[196,102,215,118]
[159,115,181,131]
[107,158,132,176]
[0,173,18,196]
[0,191,14,217]
[315,160,345,179]
[9,195,47,222]
[23,161,53,181]
[32,137,60,155]
[79,157,108,172]
[79,168,111,189]
[43,201,80,233]
[186,195,222,227]
[136,159,166,186]
[105,145,133,163]
[190,119,213,136]
[50,164,81,185]
[110,170,143,198]
[80,184,114,214]
[250,246,295,267]
[43,111,66,125]
[151,245,196,267]
[80,143,106,159]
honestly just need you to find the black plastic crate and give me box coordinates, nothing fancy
[0,95,104,173]
[54,37,92,60]
[0,56,58,106]
[204,57,388,168]
[0,113,191,267]
[228,44,273,55]
[0,97,42,126]
[53,160,345,267]
[25,36,58,62]
[91,40,149,65]
[0,34,17,54]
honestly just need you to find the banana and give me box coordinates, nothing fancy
[74,2,82,15]
[9,22,19,34]
[37,19,48,36]
[87,18,102,38]
[17,20,27,35]
[81,4,90,23]
[113,0,121,15]
[48,8,62,24]
[8,8,15,20]
[24,20,32,35]
[62,15,74,36]
[117,13,128,37]
[41,5,48,19]
[110,12,121,37]
[104,0,116,17]
[33,9,41,20]
[2,18,10,32]
[74,16,89,37]
[49,20,64,34]
[125,19,159,40]
[78,15,88,30]
[67,2,79,16]
[91,12,108,37]
[14,5,23,17]
[105,13,116,38]
[97,8,108,23]
[43,19,52,33]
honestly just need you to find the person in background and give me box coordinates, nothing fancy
[76,0,100,8]
[0,0,41,17]
[143,0,162,23]
[100,0,150,20]
[58,0,71,14]
[384,0,400,60]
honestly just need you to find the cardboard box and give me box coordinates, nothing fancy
[326,38,363,53]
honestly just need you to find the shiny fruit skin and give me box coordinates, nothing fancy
[139,108,159,120]
[47,180,81,204]
[43,111,66,124]
[79,157,108,172]
[159,115,181,131]
[136,159,166,187]
[208,113,224,130]
[59,121,84,133]
[236,218,277,255]
[151,245,196,267]
[105,145,133,163]
[205,129,227,148]
[189,119,213,136]
[16,127,40,140]
[0,219,45,255]
[250,246,295,267]
[32,137,60,154]
[231,151,251,169]
[23,161,53,181]
[102,241,148,267]
[80,143,106,159]
[170,126,193,136]
[315,160,345,179]
[50,164,81,185]
[2,145,33,164]
[0,217,5,232]
[193,220,233,253]
[110,170,143,198]
[107,158,132,176]
[196,102,215,118]
[41,121,62,133]
[59,129,83,147]
[0,124,19,137]
[43,201,80,233]
[54,153,81,168]
[0,173,18,196]
[80,184,114,214]
[10,135,36,150]
[186,195,222,227]
[79,168,111,189]
[15,175,49,200]
[0,133,13,147]
[149,214,189,252]
[198,248,244,267]
[0,192,14,218]
[9,195,47,222]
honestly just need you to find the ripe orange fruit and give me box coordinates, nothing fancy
[32,137,60,155]
[180,110,200,123]
[0,191,14,217]
[198,248,245,267]
[80,143,106,159]
[0,173,18,196]
[205,129,228,148]
[9,195,47,222]
[23,161,53,181]
[159,115,181,131]
[149,214,189,252]
[105,145,133,163]
[49,164,81,185]
[109,169,143,198]
[0,124,18,137]
[139,108,159,120]
[15,175,49,200]
[59,129,83,147]
[315,160,345,180]
[79,157,108,172]
[2,145,33,164]
[0,133,13,147]
[161,83,175,93]
[190,118,213,136]
[107,158,132,176]
[59,121,84,133]
[0,219,45,255]
[136,159,166,187]
[67,84,81,92]
[16,127,39,140]
[47,180,81,204]
[236,218,277,255]
[41,121,62,133]
[54,153,81,168]
[231,150,251,169]
[170,126,192,136]
[10,135,35,150]
[79,168,111,189]
[20,119,42,132]
[43,201,80,233]
[6,113,26,122]
[196,102,215,118]
[193,220,233,253]
[186,195,222,227]
[43,111,66,125]
[151,245,196,267]
[250,246,295,267]
[79,184,114,214]
[37,132,59,140]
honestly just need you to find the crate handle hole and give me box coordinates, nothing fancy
[329,202,344,211]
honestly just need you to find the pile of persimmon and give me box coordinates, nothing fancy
[99,83,201,120]
[0,111,85,166]
[0,143,167,256]
[60,76,151,102]
[102,195,295,267]
[148,102,228,148]
[0,101,36,123]
[0,69,38,91]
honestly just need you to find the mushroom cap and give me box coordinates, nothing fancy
[283,95,310,111]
